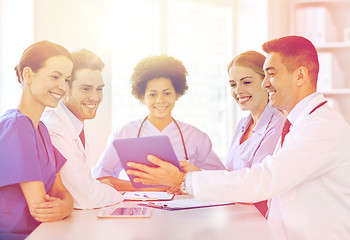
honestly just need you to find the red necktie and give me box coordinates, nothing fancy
[280,101,326,148]
[79,128,85,148]
[254,200,268,218]
[281,119,291,147]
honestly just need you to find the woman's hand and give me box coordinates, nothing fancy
[20,174,73,223]
[45,173,73,221]
[127,154,185,187]
[179,161,201,173]
[30,195,70,222]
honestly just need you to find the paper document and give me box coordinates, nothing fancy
[139,198,235,210]
[123,191,174,201]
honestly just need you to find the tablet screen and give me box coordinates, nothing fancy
[113,135,182,188]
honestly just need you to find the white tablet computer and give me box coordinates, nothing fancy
[113,135,182,188]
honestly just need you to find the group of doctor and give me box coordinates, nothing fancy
[126,36,350,239]
[0,34,349,240]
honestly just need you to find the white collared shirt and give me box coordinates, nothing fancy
[42,101,123,209]
[60,102,84,139]
[187,93,350,239]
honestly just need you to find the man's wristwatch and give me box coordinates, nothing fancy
[179,174,188,194]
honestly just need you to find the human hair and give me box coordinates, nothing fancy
[70,49,105,86]
[262,35,319,86]
[131,55,188,101]
[14,40,73,84]
[227,51,266,78]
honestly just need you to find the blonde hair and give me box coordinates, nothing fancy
[227,51,265,78]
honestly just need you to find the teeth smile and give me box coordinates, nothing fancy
[155,106,167,110]
[50,92,62,99]
[84,104,96,109]
[238,96,250,103]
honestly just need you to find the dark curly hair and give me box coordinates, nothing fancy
[131,55,188,100]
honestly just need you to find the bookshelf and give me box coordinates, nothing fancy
[291,0,350,123]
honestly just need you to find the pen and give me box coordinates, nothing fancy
[134,193,149,198]
[147,202,167,208]
[138,202,163,208]
[130,198,158,201]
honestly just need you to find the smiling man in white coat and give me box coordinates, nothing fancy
[126,36,350,240]
[42,49,123,209]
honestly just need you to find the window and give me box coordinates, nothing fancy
[110,0,267,162]
[0,0,267,165]
[110,0,234,160]
[0,0,34,114]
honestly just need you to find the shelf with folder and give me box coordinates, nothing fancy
[291,0,350,43]
[315,51,349,92]
[316,44,350,91]
[291,0,350,123]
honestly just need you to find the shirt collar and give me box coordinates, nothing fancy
[60,101,84,135]
[240,114,252,133]
[240,103,275,135]
[253,103,276,135]
[287,92,321,126]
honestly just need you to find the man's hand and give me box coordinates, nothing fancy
[126,154,185,187]
[180,161,201,173]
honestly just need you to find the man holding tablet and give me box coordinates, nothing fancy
[126,36,350,239]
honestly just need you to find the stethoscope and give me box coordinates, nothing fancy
[137,115,189,161]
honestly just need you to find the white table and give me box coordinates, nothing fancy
[27,197,286,240]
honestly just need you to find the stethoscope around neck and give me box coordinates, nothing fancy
[137,115,189,161]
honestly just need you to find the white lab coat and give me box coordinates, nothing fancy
[187,93,350,240]
[92,118,225,178]
[41,102,123,209]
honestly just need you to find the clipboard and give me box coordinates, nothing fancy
[122,191,175,201]
[138,198,235,211]
[113,135,182,188]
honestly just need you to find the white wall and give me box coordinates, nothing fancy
[0,0,269,166]
[267,0,291,39]
[34,0,113,166]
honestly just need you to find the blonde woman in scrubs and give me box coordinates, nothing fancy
[182,51,285,173]
[92,55,225,191]
[226,51,285,170]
